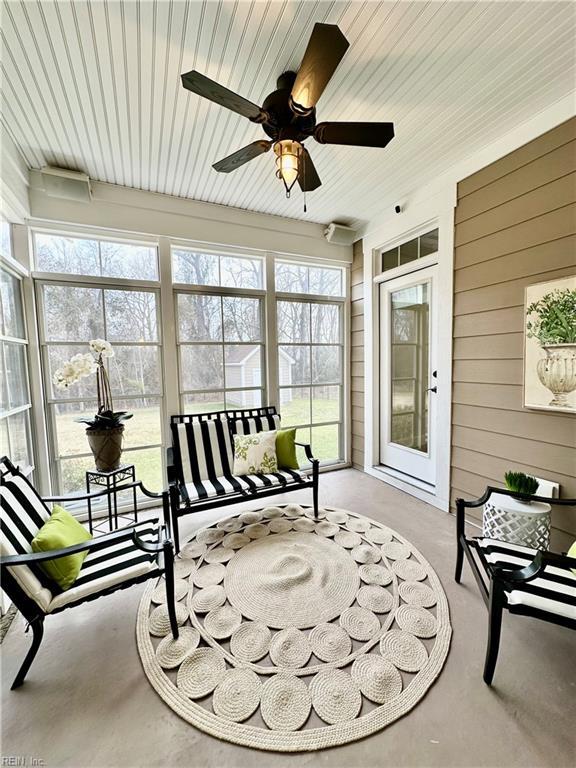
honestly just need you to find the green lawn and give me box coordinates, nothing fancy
[56,397,340,492]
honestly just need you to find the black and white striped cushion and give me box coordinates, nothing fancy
[0,471,53,611]
[171,419,234,487]
[229,413,280,436]
[183,468,306,502]
[47,519,159,612]
[475,538,576,623]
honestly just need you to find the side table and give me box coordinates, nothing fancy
[86,464,138,534]
[483,492,551,550]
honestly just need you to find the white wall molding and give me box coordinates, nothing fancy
[1,125,30,223]
[28,174,352,264]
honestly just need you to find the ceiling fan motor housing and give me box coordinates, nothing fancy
[261,72,316,142]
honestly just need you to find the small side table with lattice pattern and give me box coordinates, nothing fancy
[483,492,551,550]
[85,464,138,534]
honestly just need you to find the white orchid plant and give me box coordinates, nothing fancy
[53,339,132,431]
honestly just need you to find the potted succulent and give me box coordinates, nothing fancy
[526,287,576,408]
[483,470,550,549]
[53,339,132,472]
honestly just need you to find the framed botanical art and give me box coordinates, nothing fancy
[523,275,576,412]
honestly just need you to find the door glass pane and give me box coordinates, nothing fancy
[419,229,438,257]
[390,283,429,453]
[399,238,419,265]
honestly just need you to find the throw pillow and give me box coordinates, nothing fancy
[276,428,299,470]
[233,430,278,475]
[31,505,92,590]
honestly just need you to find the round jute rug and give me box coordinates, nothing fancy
[137,504,451,752]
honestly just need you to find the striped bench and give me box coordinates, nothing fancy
[455,487,576,685]
[167,406,319,552]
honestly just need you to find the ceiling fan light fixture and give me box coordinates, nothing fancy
[274,139,302,197]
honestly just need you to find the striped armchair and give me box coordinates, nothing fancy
[168,406,319,552]
[455,487,576,685]
[0,457,179,689]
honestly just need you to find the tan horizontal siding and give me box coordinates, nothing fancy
[451,118,576,546]
[351,240,365,469]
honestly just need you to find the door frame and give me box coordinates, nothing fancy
[378,264,438,486]
[361,190,455,511]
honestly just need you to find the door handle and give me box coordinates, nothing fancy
[426,385,437,393]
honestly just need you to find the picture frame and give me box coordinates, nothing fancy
[523,275,576,412]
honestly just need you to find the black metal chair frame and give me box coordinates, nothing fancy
[0,457,179,690]
[455,486,576,685]
[168,406,319,553]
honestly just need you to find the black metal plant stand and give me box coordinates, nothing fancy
[85,464,137,534]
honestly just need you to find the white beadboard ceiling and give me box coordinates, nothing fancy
[1,1,575,229]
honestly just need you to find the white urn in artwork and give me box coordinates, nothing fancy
[536,344,576,408]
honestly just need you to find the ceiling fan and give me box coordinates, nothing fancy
[181,23,394,201]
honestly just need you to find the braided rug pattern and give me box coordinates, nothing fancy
[138,504,451,751]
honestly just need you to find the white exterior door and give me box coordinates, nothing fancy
[379,265,438,486]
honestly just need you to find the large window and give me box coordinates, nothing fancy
[173,247,266,413]
[275,260,345,464]
[1,223,34,473]
[34,234,164,493]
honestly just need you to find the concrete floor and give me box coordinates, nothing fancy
[2,469,575,768]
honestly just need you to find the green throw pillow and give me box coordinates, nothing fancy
[31,505,92,590]
[276,428,299,470]
[568,540,576,576]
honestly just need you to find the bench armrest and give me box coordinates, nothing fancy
[295,442,317,463]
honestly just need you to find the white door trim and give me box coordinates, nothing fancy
[362,189,456,511]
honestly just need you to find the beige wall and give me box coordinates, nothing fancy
[451,117,576,549]
[351,240,365,469]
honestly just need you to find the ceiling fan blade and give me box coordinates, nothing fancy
[298,148,322,192]
[290,24,349,114]
[181,70,266,122]
[314,122,395,148]
[212,141,272,173]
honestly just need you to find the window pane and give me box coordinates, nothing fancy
[35,233,100,275]
[311,424,339,462]
[182,392,225,414]
[226,389,262,410]
[222,297,261,342]
[312,385,340,424]
[276,262,309,293]
[280,345,309,385]
[0,267,25,339]
[280,387,311,427]
[382,248,398,272]
[309,266,343,297]
[180,345,223,390]
[178,294,222,342]
[420,229,438,257]
[221,256,263,289]
[399,238,418,265]
[3,342,29,410]
[225,345,262,388]
[123,447,163,492]
[115,398,162,449]
[108,346,162,396]
[312,346,341,384]
[7,410,32,468]
[294,426,311,467]
[43,285,104,341]
[311,304,340,344]
[100,242,158,280]
[47,345,98,400]
[53,402,97,456]
[105,290,158,342]
[172,250,219,286]
[59,455,96,493]
[277,301,310,344]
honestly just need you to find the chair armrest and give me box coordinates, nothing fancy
[295,442,317,463]
[132,523,171,554]
[42,480,164,504]
[492,550,576,586]
[0,524,158,567]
